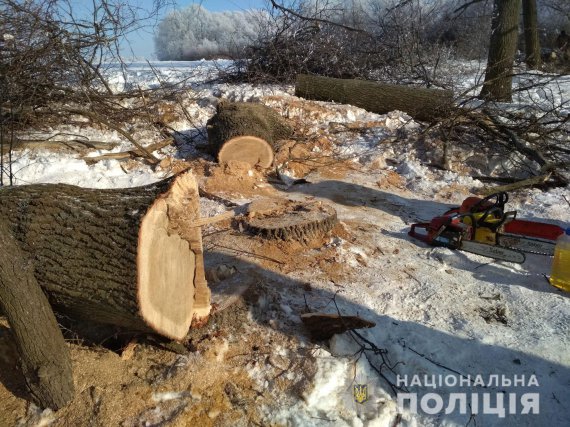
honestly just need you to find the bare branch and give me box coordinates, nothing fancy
[268,0,368,34]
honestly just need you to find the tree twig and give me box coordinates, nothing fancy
[62,107,160,164]
[269,0,368,34]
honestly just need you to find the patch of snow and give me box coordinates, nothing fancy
[151,391,190,403]
[9,150,161,188]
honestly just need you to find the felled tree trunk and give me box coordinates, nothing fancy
[0,219,74,410]
[206,101,293,168]
[0,171,209,341]
[295,74,453,122]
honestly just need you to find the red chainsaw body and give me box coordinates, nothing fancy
[408,192,564,258]
[409,215,473,248]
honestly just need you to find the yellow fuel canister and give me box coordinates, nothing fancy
[550,227,570,292]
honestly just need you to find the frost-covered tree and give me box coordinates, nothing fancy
[154,5,261,60]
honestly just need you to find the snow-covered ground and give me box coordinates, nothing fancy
[1,61,569,426]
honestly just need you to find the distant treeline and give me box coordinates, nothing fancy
[154,1,570,62]
[154,5,261,61]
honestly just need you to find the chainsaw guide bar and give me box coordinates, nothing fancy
[497,234,555,256]
[460,240,526,263]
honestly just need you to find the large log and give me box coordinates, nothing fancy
[0,171,210,340]
[206,101,293,168]
[0,219,74,409]
[295,74,453,122]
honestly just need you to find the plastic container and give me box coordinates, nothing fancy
[550,227,570,292]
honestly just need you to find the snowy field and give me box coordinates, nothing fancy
[1,61,569,426]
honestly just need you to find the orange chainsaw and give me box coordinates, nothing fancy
[409,192,564,263]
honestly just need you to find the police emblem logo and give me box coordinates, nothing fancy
[353,384,368,404]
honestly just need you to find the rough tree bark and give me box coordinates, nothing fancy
[295,74,453,122]
[0,171,210,340]
[480,0,522,102]
[523,0,541,69]
[245,198,337,241]
[0,219,74,410]
[206,101,294,168]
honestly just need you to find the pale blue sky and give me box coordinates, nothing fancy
[122,0,267,59]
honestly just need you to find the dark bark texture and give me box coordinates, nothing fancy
[480,0,522,102]
[523,0,541,69]
[0,179,175,331]
[295,74,453,122]
[206,101,294,156]
[0,219,74,410]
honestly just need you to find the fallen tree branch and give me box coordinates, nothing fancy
[1,139,119,155]
[471,175,521,184]
[82,139,173,165]
[62,107,160,164]
[482,109,549,167]
[479,173,552,195]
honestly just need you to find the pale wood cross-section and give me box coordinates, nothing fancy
[217,136,274,169]
[0,171,210,341]
[206,101,293,168]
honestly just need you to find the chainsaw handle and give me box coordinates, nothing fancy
[408,223,432,244]
[471,192,508,213]
[444,192,509,216]
[477,206,503,228]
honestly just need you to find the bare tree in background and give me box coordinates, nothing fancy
[541,0,570,21]
[480,0,522,101]
[241,0,473,86]
[0,0,172,185]
[523,0,541,69]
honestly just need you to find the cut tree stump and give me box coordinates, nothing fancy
[244,198,337,241]
[295,74,453,122]
[0,219,74,409]
[0,171,209,340]
[300,313,376,341]
[206,101,293,168]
